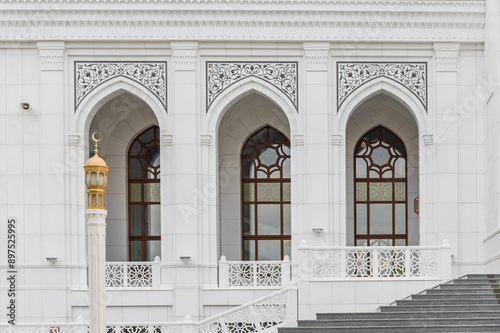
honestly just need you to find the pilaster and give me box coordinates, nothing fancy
[431,43,460,269]
[302,42,332,247]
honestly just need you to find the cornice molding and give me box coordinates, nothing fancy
[0,3,485,42]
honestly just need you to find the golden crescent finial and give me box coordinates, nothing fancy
[91,132,101,156]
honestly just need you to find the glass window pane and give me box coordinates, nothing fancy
[369,204,393,234]
[243,183,255,201]
[283,240,291,259]
[369,183,393,201]
[381,170,393,178]
[243,141,256,156]
[257,240,281,261]
[283,183,291,201]
[394,141,406,155]
[98,173,105,186]
[130,183,141,202]
[269,169,280,179]
[140,128,155,144]
[381,128,397,143]
[244,240,255,260]
[130,205,142,236]
[395,182,406,201]
[356,204,367,235]
[90,172,97,185]
[370,239,392,246]
[371,146,391,166]
[146,240,161,261]
[144,183,161,202]
[395,204,406,234]
[257,170,267,179]
[243,204,255,235]
[395,239,406,246]
[283,204,291,235]
[365,129,379,143]
[242,158,255,179]
[257,204,280,235]
[253,128,268,144]
[356,158,367,178]
[145,204,161,236]
[282,158,291,178]
[257,183,280,202]
[395,158,405,178]
[130,141,142,156]
[130,158,142,179]
[356,239,368,246]
[130,241,143,261]
[369,170,379,178]
[259,147,279,167]
[356,182,367,201]
[269,129,285,144]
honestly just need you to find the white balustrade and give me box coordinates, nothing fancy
[106,286,297,333]
[218,255,291,288]
[299,239,452,281]
[105,256,161,289]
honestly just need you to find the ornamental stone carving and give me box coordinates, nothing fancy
[337,62,427,111]
[74,62,167,112]
[206,62,298,112]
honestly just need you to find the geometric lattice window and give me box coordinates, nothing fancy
[354,126,407,246]
[241,126,291,260]
[128,126,161,261]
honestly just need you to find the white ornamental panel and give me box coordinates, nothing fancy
[75,62,167,112]
[337,62,427,111]
[206,62,298,112]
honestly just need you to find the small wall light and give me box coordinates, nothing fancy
[180,256,191,264]
[19,103,31,111]
[46,257,58,265]
[312,228,324,236]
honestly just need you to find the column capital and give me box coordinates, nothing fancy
[433,43,460,72]
[171,41,198,71]
[37,41,65,71]
[303,42,330,72]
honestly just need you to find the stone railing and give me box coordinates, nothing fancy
[105,256,161,289]
[106,286,297,333]
[299,240,452,281]
[218,256,291,288]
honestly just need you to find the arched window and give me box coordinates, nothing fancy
[128,126,161,261]
[354,126,407,246]
[241,126,291,260]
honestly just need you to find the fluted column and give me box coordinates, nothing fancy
[86,209,107,333]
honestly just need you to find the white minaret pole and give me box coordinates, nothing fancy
[84,133,109,333]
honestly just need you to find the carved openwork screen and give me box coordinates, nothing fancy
[354,126,407,246]
[128,126,161,261]
[241,126,291,260]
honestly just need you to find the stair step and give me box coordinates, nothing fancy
[411,293,500,300]
[396,299,500,306]
[380,304,500,312]
[438,284,497,290]
[316,311,500,320]
[279,325,500,333]
[298,318,500,328]
[452,280,499,285]
[427,289,500,295]
[464,274,500,279]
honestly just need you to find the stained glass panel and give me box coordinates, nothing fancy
[257,183,280,201]
[283,183,291,201]
[144,183,161,202]
[395,182,406,201]
[356,182,367,201]
[369,183,393,201]
[130,183,141,202]
[243,183,255,201]
[371,146,391,166]
[259,147,279,166]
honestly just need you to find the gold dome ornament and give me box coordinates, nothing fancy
[84,132,109,210]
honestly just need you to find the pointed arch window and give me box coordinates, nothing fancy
[354,126,407,246]
[241,126,291,260]
[128,126,161,261]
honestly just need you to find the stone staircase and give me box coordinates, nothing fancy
[279,275,500,333]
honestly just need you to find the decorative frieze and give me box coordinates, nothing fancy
[206,62,298,112]
[337,62,427,111]
[163,134,174,146]
[74,62,167,112]
[68,134,80,146]
[294,134,305,146]
[423,134,434,146]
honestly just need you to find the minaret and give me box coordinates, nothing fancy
[83,133,109,333]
